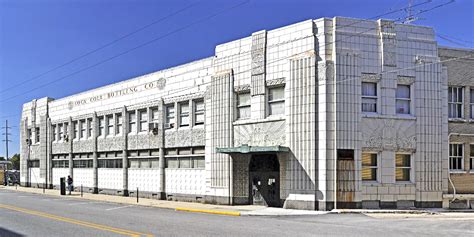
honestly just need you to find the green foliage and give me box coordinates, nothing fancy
[10,154,20,170]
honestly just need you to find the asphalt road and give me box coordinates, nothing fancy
[0,189,473,237]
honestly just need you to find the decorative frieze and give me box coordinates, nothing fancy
[234,120,286,147]
[397,76,415,85]
[361,73,381,83]
[361,118,417,151]
[266,78,285,87]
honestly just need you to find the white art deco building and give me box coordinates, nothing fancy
[20,17,473,210]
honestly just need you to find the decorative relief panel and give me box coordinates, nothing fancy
[164,128,205,148]
[251,31,267,96]
[266,78,285,87]
[234,120,286,147]
[163,92,205,104]
[128,133,162,150]
[234,84,250,92]
[397,76,415,85]
[97,136,124,152]
[378,20,397,67]
[52,142,70,154]
[361,118,416,151]
[317,61,334,81]
[72,139,94,153]
[361,73,381,83]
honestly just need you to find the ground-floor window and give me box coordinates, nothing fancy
[449,144,464,171]
[165,146,205,169]
[98,159,122,168]
[395,154,411,182]
[361,153,377,181]
[52,160,69,168]
[73,159,93,168]
[129,158,159,168]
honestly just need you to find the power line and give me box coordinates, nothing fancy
[0,0,204,94]
[0,0,250,103]
[0,0,455,111]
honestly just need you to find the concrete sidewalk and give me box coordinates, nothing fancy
[0,186,327,216]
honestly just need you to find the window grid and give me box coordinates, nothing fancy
[448,87,463,119]
[470,89,474,119]
[237,92,250,119]
[58,124,64,141]
[362,153,377,181]
[449,144,464,171]
[128,112,136,133]
[194,100,204,125]
[396,84,411,114]
[87,119,93,138]
[395,154,411,182]
[52,125,57,141]
[35,127,40,144]
[80,120,86,139]
[116,114,122,135]
[180,102,189,127]
[106,115,114,136]
[139,110,148,132]
[165,105,175,128]
[98,117,105,137]
[73,122,78,139]
[268,86,285,116]
[361,82,377,112]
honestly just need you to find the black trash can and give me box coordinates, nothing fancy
[60,177,66,195]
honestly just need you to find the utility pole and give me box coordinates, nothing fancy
[1,120,12,160]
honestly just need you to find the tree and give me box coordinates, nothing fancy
[0,157,4,161]
[10,154,20,170]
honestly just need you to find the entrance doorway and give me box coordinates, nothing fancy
[336,149,356,208]
[249,154,281,207]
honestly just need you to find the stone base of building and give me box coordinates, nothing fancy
[283,199,317,210]
[415,201,442,208]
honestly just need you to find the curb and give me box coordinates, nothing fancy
[331,209,437,215]
[175,207,241,216]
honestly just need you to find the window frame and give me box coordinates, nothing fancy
[138,110,148,132]
[194,100,205,125]
[179,102,190,127]
[106,115,114,136]
[128,111,137,134]
[449,143,464,172]
[361,152,378,182]
[396,84,411,115]
[73,121,79,140]
[448,86,464,119]
[35,127,40,144]
[165,105,175,129]
[115,114,122,136]
[267,86,285,116]
[395,153,412,182]
[237,91,251,120]
[79,120,86,139]
[87,118,93,139]
[361,82,378,113]
[98,117,105,137]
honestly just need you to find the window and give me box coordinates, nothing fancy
[27,129,32,144]
[361,153,377,181]
[73,159,93,168]
[98,159,123,168]
[165,147,205,169]
[151,108,159,123]
[106,115,114,136]
[87,118,93,138]
[79,120,86,139]
[470,144,474,170]
[98,117,105,137]
[129,158,159,169]
[395,154,411,182]
[268,86,285,116]
[52,160,69,168]
[35,127,40,144]
[362,82,377,112]
[128,111,136,133]
[237,92,250,119]
[139,110,148,132]
[194,100,204,125]
[64,123,68,139]
[28,160,40,168]
[396,84,411,114]
[73,121,78,139]
[179,102,189,127]
[116,114,122,135]
[471,89,474,119]
[52,125,57,141]
[448,87,463,118]
[165,105,175,128]
[449,144,464,171]
[58,124,64,141]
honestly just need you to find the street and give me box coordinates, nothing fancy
[0,189,473,236]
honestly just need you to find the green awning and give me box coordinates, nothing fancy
[216,144,289,154]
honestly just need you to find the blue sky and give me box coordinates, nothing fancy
[0,0,473,156]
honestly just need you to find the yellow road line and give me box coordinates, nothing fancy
[175,207,240,216]
[0,204,154,237]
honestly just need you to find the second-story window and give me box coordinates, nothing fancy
[52,125,57,141]
[449,143,464,171]
[64,123,68,139]
[470,89,474,119]
[194,100,204,125]
[448,86,463,119]
[237,92,250,119]
[80,120,86,139]
[396,85,411,114]
[151,108,159,123]
[116,114,122,135]
[58,124,64,141]
[362,82,377,112]
[180,102,189,127]
[98,117,105,137]
[165,105,175,129]
[139,110,148,132]
[35,127,40,144]
[73,121,79,139]
[106,115,114,136]
[268,86,285,116]
[87,118,93,138]
[129,111,136,133]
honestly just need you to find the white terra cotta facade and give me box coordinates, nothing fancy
[21,17,467,210]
